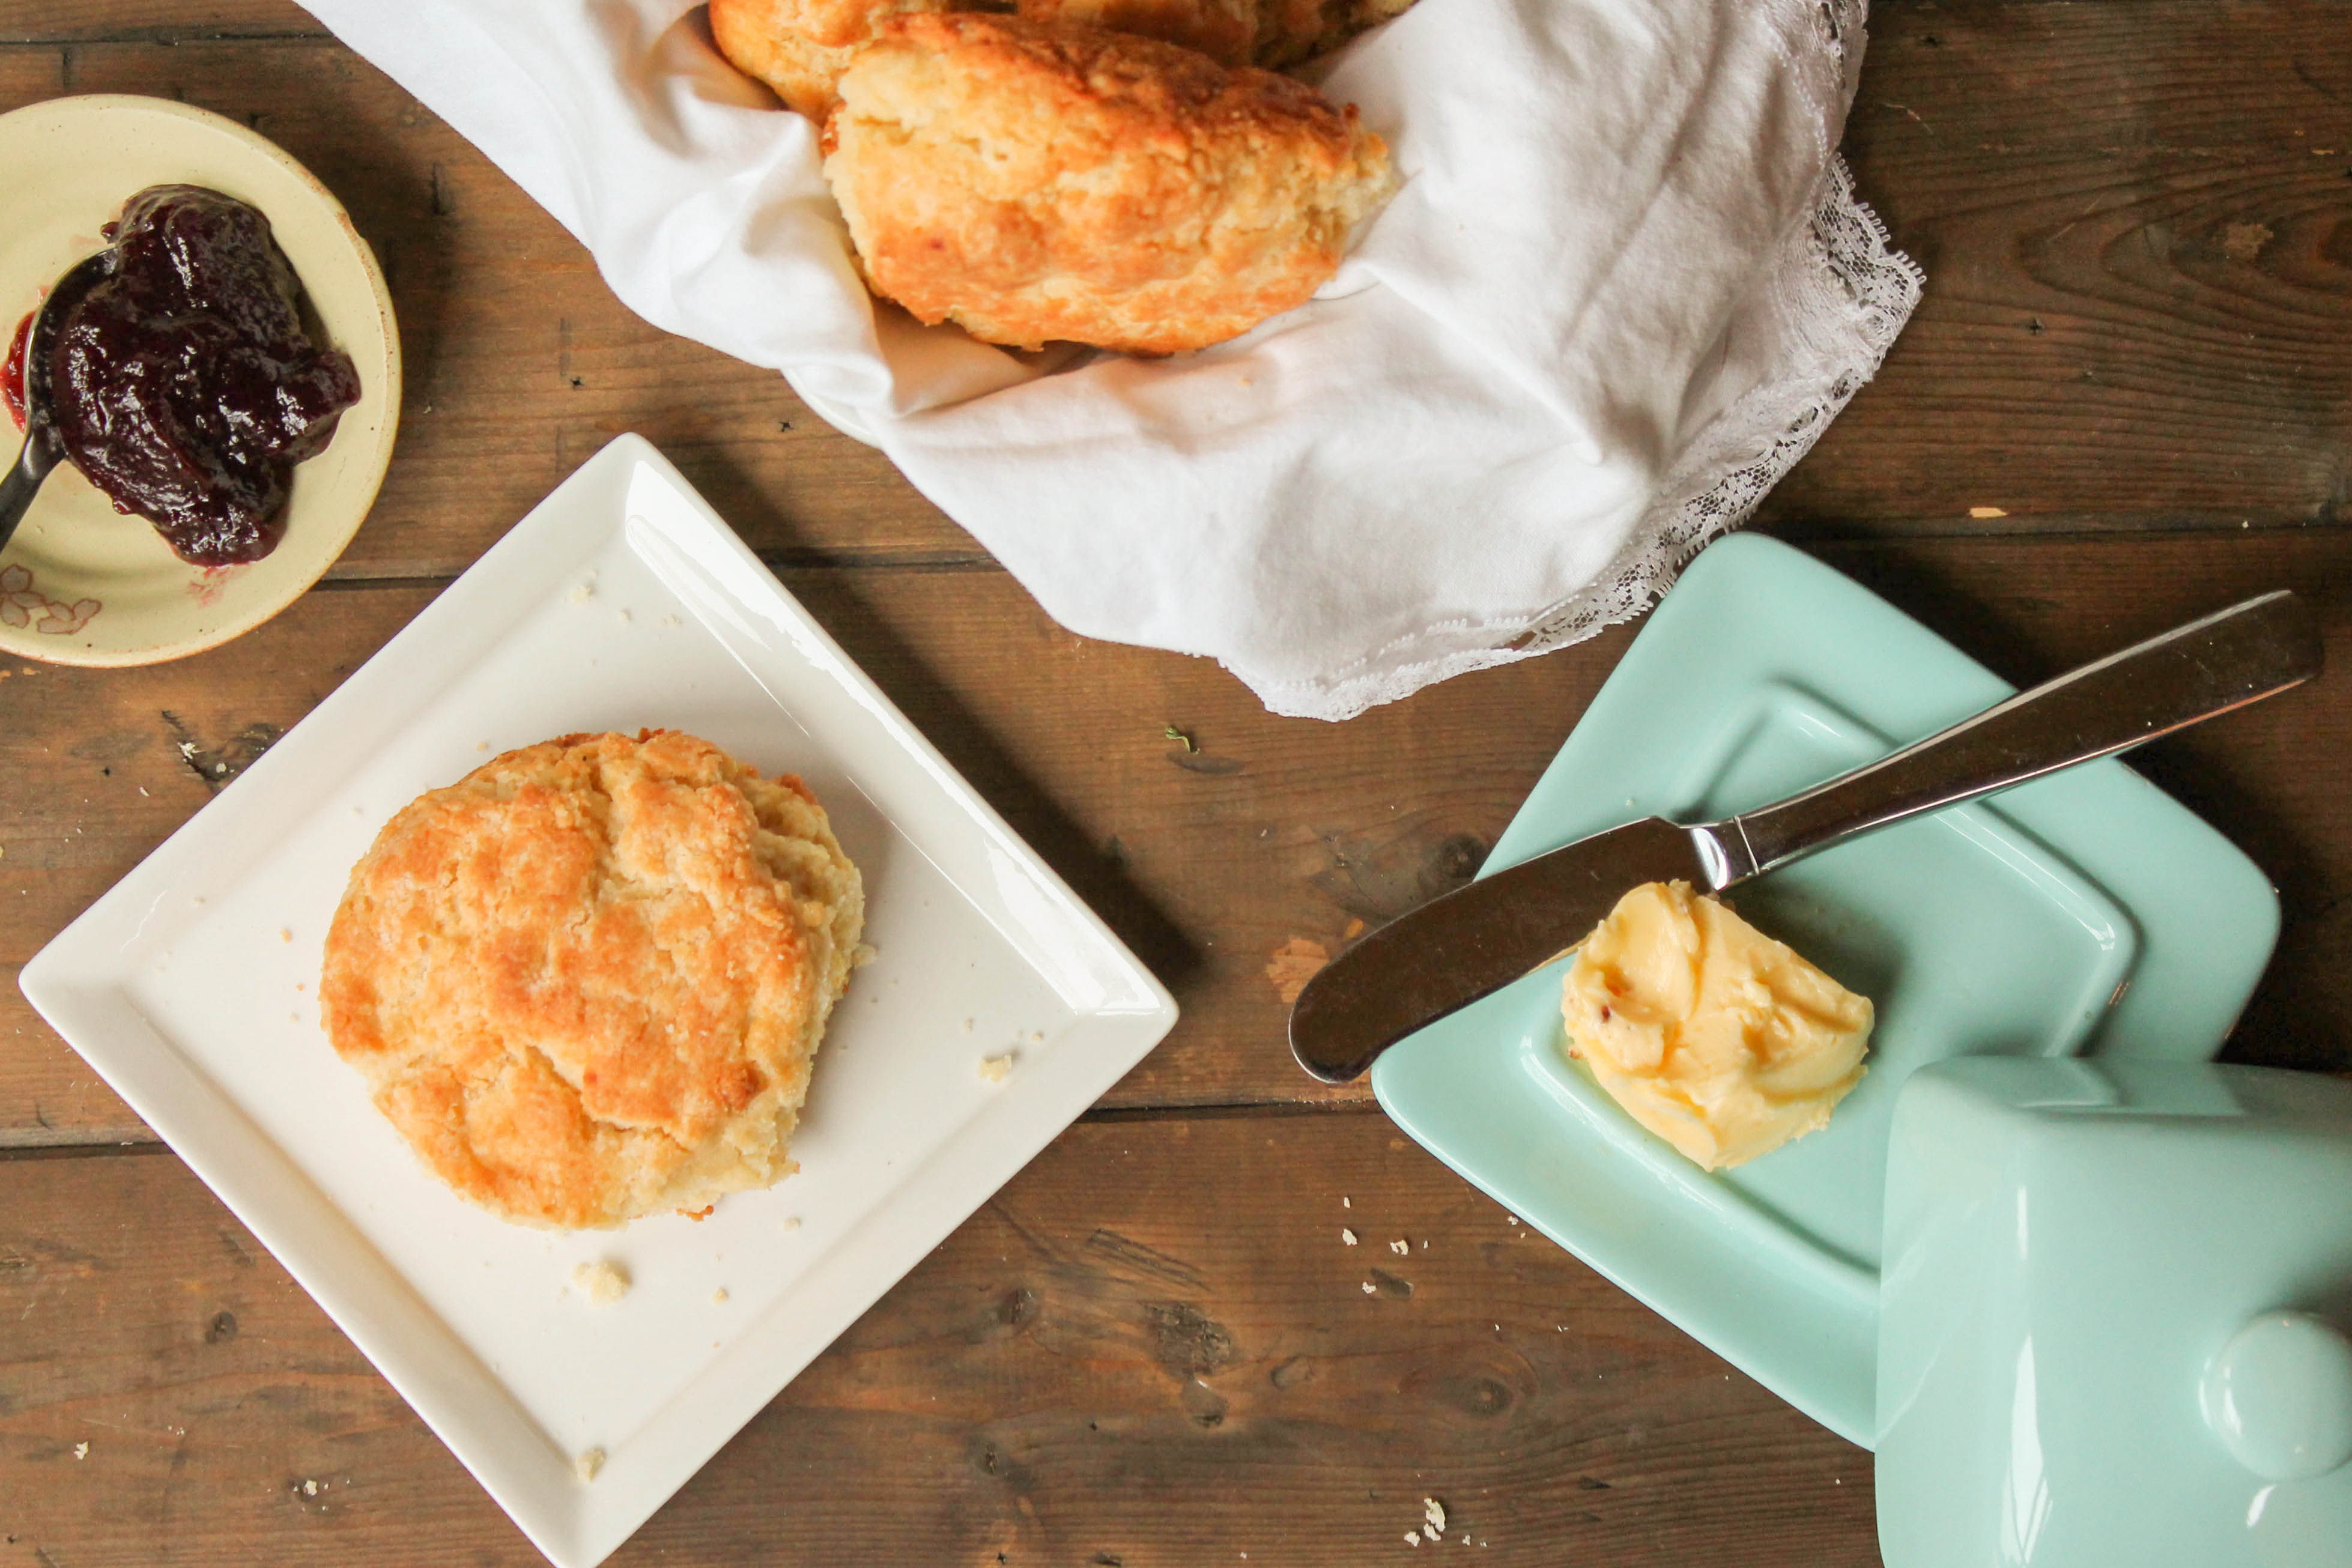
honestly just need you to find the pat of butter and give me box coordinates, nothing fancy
[1559,880,1872,1170]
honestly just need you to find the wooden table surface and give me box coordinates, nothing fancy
[3,2,2348,1563]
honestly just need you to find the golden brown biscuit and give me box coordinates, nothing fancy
[823,14,1395,354]
[712,0,1267,120]
[1046,0,1259,65]
[320,730,864,1230]
[712,0,938,119]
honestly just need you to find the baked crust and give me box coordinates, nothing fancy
[320,730,864,1230]
[823,13,1394,354]
[712,0,935,118]
[711,0,1267,119]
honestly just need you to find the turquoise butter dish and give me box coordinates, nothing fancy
[1879,1059,2352,1568]
[1371,533,2281,1447]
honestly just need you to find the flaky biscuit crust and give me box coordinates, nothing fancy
[710,0,1400,119]
[712,0,937,118]
[823,14,1394,354]
[320,730,864,1230]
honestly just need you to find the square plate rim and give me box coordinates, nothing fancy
[1371,530,2280,1450]
[18,433,1179,1566]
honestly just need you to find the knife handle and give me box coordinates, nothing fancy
[1717,590,2321,880]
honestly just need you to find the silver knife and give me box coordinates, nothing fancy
[1289,589,2322,1084]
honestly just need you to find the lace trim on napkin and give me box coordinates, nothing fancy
[1252,2,1923,722]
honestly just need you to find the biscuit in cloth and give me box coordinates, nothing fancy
[709,0,1398,120]
[320,730,864,1230]
[822,13,1395,354]
[712,0,940,120]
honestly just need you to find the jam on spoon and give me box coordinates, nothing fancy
[2,185,361,566]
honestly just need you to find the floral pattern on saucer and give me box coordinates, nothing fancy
[1,563,101,635]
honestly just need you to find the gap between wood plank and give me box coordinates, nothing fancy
[310,515,2341,598]
[0,1136,174,1161]
[315,549,1004,589]
[0,1096,1387,1158]
[0,28,332,47]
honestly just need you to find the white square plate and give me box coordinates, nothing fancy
[19,435,1178,1567]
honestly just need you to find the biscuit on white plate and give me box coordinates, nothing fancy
[823,13,1395,354]
[320,729,863,1229]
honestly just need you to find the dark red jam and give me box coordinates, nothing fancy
[35,185,361,566]
[2,309,29,431]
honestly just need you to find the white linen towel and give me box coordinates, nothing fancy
[300,0,1920,718]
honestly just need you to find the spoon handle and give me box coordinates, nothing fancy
[0,439,54,553]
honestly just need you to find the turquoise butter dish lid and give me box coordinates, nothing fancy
[1877,1058,2352,1568]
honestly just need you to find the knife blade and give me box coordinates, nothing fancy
[1288,816,1741,1083]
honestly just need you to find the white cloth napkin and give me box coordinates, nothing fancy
[301,0,1918,718]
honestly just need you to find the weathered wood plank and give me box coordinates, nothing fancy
[7,528,2352,1148]
[1,0,324,43]
[1772,0,2352,534]
[0,1115,1877,1567]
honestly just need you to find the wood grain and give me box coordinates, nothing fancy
[0,1116,1876,1568]
[1,0,324,43]
[1772,0,2352,534]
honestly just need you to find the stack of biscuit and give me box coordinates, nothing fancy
[712,0,1404,354]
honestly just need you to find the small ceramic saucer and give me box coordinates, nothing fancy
[0,95,400,667]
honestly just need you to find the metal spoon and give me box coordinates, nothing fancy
[0,253,109,553]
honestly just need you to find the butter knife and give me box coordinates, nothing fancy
[1290,589,2321,1084]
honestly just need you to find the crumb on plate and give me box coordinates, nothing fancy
[571,1260,631,1305]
